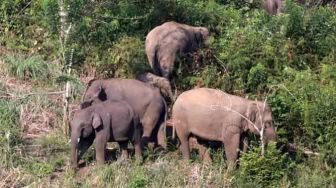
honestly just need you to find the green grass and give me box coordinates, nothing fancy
[0,99,21,169]
[4,55,59,82]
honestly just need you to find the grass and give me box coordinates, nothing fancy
[4,55,59,82]
[0,99,21,169]
[1,57,336,188]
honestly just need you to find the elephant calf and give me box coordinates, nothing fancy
[172,88,277,166]
[70,100,141,169]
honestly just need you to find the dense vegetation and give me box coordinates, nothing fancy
[0,0,335,187]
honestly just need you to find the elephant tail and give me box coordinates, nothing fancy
[163,97,168,141]
[132,112,141,143]
[147,45,161,76]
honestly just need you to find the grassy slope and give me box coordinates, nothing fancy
[1,55,335,188]
[0,54,237,187]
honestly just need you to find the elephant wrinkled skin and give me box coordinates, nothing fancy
[264,0,282,15]
[172,88,277,166]
[71,100,141,169]
[82,78,167,150]
[146,21,209,79]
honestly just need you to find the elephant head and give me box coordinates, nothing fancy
[245,101,277,142]
[70,108,102,168]
[195,27,209,47]
[82,80,107,105]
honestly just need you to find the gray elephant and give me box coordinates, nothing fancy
[145,21,209,80]
[172,88,277,166]
[264,0,283,15]
[137,72,174,99]
[81,78,167,150]
[71,100,141,169]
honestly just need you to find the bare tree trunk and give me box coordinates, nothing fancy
[260,126,265,157]
[59,0,72,136]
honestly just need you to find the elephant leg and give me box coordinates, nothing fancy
[140,103,161,150]
[134,142,142,159]
[95,138,106,165]
[156,121,167,150]
[223,133,240,169]
[159,53,175,79]
[118,141,129,160]
[175,122,190,161]
[190,138,212,164]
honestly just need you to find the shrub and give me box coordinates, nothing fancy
[269,67,336,165]
[247,63,268,93]
[4,55,58,81]
[294,160,336,187]
[237,142,288,187]
[87,36,148,78]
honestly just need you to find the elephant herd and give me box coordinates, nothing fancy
[70,21,277,169]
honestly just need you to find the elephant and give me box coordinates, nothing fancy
[81,78,167,150]
[137,72,173,100]
[145,21,209,96]
[264,0,283,15]
[70,99,141,169]
[172,88,277,166]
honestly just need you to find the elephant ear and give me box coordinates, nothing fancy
[194,32,202,46]
[246,102,258,127]
[92,112,102,129]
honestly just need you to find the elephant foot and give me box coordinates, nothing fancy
[141,136,150,150]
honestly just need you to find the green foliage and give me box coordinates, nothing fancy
[237,142,288,187]
[24,160,54,177]
[4,55,59,81]
[1,0,336,186]
[247,63,268,93]
[269,67,336,165]
[294,159,336,187]
[0,99,20,169]
[129,166,149,188]
[89,36,148,78]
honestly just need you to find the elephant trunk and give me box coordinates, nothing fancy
[71,132,79,169]
[265,128,277,143]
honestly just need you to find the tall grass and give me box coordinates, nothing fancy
[4,55,59,81]
[0,99,20,169]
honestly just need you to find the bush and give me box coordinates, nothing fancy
[237,142,288,187]
[269,67,336,165]
[295,159,336,187]
[88,36,148,78]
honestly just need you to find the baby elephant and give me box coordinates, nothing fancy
[70,100,141,169]
[173,88,277,167]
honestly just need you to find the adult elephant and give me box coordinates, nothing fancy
[81,78,167,150]
[145,21,209,80]
[172,88,277,167]
[264,0,283,15]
